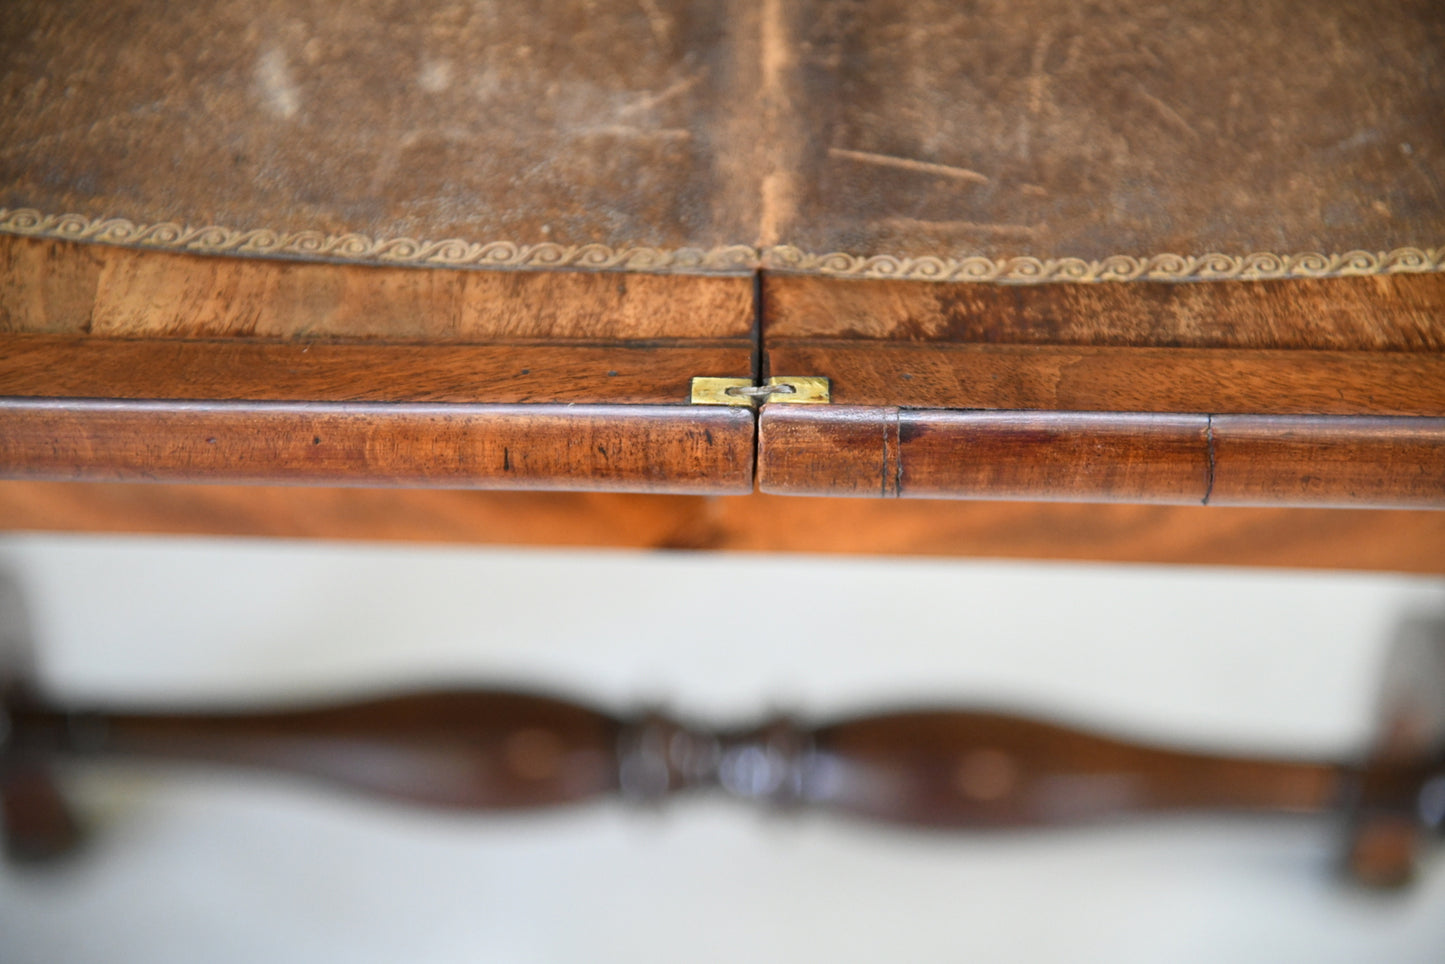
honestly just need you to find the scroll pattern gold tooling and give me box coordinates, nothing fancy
[764,245,1445,282]
[0,209,758,274]
[2,209,1441,283]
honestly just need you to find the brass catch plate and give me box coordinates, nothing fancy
[765,376,830,404]
[690,376,831,406]
[690,377,756,406]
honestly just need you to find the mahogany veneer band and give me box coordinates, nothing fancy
[0,399,756,493]
[763,274,1445,351]
[765,342,1445,416]
[0,334,752,406]
[6,335,1438,416]
[758,407,1445,507]
[0,236,757,341]
[15,335,1445,417]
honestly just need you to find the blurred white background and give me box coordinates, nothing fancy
[1,534,1442,962]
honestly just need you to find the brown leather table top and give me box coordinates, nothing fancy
[3,0,1442,280]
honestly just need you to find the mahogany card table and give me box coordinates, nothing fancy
[1,0,1445,897]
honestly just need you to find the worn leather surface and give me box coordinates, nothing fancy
[790,0,1445,262]
[2,0,1441,267]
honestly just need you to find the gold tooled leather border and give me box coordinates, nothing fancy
[762,245,1445,282]
[3,208,1442,283]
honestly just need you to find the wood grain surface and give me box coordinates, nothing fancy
[757,406,1445,507]
[763,273,1445,417]
[897,411,1211,503]
[0,236,756,341]
[765,342,1445,415]
[759,406,1212,502]
[1211,416,1445,508]
[0,334,750,405]
[0,400,755,493]
[764,274,1445,350]
[756,406,905,497]
[0,236,757,490]
[1,483,1442,573]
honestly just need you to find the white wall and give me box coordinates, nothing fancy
[1,534,1442,962]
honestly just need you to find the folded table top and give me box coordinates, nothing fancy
[2,0,1443,510]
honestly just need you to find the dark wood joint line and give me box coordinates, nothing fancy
[881,408,902,498]
[1203,415,1217,506]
